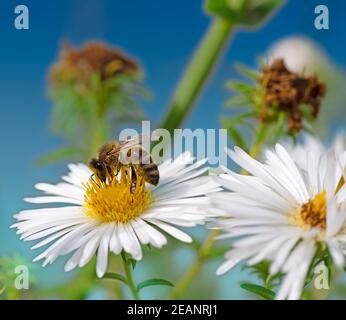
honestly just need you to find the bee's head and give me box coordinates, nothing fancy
[89,158,107,182]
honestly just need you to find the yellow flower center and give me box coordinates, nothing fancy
[290,191,327,230]
[83,170,152,223]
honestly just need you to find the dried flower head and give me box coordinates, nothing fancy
[45,41,148,162]
[223,60,327,150]
[50,41,140,86]
[259,59,326,133]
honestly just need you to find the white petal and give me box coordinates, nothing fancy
[24,196,83,205]
[79,227,105,267]
[145,219,192,243]
[64,247,84,272]
[135,219,167,248]
[96,225,114,277]
[109,224,122,254]
[35,182,84,201]
[327,238,345,268]
[117,223,142,260]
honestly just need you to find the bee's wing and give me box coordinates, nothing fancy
[119,133,159,152]
[118,133,158,164]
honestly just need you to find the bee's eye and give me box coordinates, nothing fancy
[96,162,103,171]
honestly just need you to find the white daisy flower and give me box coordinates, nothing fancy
[12,152,220,278]
[286,134,345,171]
[212,144,346,300]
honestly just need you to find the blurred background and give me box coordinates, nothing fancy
[1,0,346,299]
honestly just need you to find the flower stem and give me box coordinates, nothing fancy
[122,254,140,300]
[160,17,233,134]
[168,229,218,299]
[89,121,104,158]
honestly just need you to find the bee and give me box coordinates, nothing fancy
[89,134,159,192]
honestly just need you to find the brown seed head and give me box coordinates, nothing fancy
[50,41,140,86]
[259,58,326,133]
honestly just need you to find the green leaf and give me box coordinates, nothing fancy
[120,252,137,269]
[323,254,333,287]
[137,278,174,292]
[223,112,256,125]
[271,111,286,143]
[228,126,247,150]
[224,95,251,108]
[102,272,128,285]
[304,268,314,288]
[243,261,270,283]
[130,259,137,270]
[205,0,284,28]
[254,121,269,145]
[226,81,254,94]
[222,113,256,150]
[240,282,275,300]
[236,64,260,80]
[36,147,81,165]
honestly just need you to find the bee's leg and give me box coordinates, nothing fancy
[90,173,101,188]
[130,165,137,193]
[106,165,114,182]
[111,165,121,183]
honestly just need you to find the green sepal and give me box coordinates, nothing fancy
[205,0,285,28]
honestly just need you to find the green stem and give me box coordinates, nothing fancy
[168,229,218,299]
[160,18,233,134]
[85,86,108,159]
[122,255,140,300]
[89,121,104,158]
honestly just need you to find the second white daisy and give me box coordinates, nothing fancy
[212,143,346,300]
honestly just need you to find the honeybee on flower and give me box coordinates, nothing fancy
[12,152,220,278]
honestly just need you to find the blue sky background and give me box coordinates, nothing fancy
[0,0,345,298]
